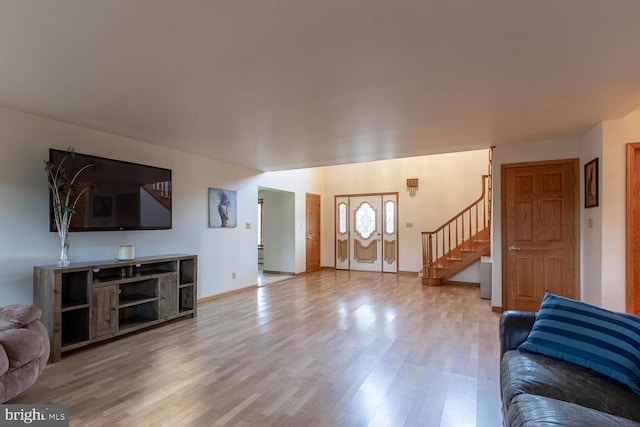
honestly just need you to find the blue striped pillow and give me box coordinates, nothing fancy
[519,291,640,394]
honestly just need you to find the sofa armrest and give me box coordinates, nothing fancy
[499,310,536,358]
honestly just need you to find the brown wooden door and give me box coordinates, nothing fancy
[306,193,321,272]
[92,285,118,338]
[627,143,640,314]
[158,274,178,318]
[502,159,579,311]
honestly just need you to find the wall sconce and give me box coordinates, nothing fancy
[407,178,419,197]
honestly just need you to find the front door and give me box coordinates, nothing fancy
[305,193,321,272]
[502,159,579,311]
[335,193,398,272]
[350,196,383,272]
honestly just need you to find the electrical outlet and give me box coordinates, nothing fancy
[246,222,251,229]
[232,272,236,279]
[406,222,413,228]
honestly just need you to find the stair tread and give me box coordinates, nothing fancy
[427,248,490,280]
[423,219,491,281]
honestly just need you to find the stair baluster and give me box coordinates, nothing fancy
[421,175,490,286]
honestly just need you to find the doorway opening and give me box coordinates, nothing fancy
[257,187,296,286]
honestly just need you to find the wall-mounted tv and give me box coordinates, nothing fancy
[49,148,172,231]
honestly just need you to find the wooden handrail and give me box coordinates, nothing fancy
[421,175,490,278]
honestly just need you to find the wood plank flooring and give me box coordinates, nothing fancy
[11,270,502,426]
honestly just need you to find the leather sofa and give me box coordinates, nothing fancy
[500,310,640,427]
[0,304,50,403]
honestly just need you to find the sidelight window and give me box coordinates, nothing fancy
[385,200,395,234]
[338,203,347,234]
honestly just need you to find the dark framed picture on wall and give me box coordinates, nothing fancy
[585,158,598,208]
[93,196,112,217]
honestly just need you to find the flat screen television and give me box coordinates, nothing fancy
[49,148,172,231]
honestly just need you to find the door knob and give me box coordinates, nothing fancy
[508,245,521,251]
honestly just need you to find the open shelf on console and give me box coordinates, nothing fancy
[119,301,158,330]
[61,271,89,308]
[179,285,194,312]
[119,279,157,307]
[93,266,130,283]
[61,308,89,347]
[179,258,195,285]
[133,260,177,277]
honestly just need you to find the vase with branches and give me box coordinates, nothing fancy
[45,148,94,266]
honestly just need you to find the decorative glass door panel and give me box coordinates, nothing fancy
[354,202,376,239]
[349,196,382,271]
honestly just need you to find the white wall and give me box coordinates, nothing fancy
[0,106,261,305]
[449,262,481,283]
[258,169,324,273]
[322,150,489,273]
[491,137,582,308]
[580,124,603,306]
[600,109,640,311]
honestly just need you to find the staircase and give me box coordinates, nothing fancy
[421,149,493,286]
[141,181,172,210]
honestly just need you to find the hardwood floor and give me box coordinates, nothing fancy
[12,270,502,426]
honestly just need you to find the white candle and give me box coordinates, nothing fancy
[118,245,135,260]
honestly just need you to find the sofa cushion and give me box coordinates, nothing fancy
[0,305,42,328]
[507,394,640,427]
[501,350,640,422]
[0,329,45,369]
[518,291,640,394]
[0,359,41,404]
[0,345,8,375]
[23,321,50,373]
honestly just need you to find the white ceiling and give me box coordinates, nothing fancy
[1,1,640,171]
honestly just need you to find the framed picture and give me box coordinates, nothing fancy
[584,158,598,208]
[93,196,112,217]
[209,188,237,228]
